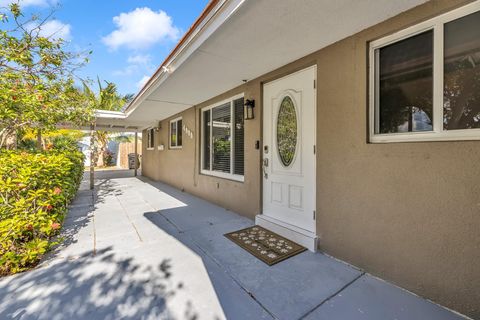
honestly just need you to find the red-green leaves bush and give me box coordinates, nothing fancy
[0,150,84,275]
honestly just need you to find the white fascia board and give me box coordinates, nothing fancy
[125,0,247,118]
[95,110,127,119]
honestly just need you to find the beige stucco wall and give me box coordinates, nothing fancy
[142,84,262,219]
[142,0,480,317]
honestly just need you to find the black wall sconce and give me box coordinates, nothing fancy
[244,99,255,120]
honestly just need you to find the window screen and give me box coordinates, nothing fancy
[170,118,183,148]
[377,30,433,133]
[201,96,244,179]
[444,10,480,130]
[147,128,154,149]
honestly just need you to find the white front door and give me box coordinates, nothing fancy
[262,66,316,233]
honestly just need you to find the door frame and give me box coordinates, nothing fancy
[256,64,318,251]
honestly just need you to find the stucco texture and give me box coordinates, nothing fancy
[314,1,480,318]
[142,0,479,318]
[142,84,262,220]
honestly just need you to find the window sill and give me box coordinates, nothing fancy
[146,148,155,151]
[200,170,244,182]
[169,146,183,150]
[370,129,480,143]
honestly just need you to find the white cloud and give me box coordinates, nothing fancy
[102,7,180,50]
[114,54,153,76]
[26,20,72,40]
[127,54,152,65]
[136,75,150,89]
[39,20,71,40]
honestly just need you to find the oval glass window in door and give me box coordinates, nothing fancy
[276,96,297,167]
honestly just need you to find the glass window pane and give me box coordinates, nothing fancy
[177,119,183,146]
[148,129,154,148]
[233,98,244,175]
[377,30,433,133]
[212,103,231,173]
[277,96,297,167]
[170,122,176,147]
[203,110,210,170]
[444,10,480,130]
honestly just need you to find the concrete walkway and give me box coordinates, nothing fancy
[0,170,469,320]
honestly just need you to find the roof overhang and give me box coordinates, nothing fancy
[59,110,139,132]
[98,0,428,130]
[93,110,141,132]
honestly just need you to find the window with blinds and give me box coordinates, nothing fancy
[233,97,244,175]
[169,117,183,149]
[201,95,244,181]
[147,128,154,149]
[212,103,231,172]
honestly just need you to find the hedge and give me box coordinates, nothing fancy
[0,150,84,275]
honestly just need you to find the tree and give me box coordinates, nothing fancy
[0,2,92,148]
[83,78,127,167]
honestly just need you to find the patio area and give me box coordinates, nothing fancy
[0,170,469,320]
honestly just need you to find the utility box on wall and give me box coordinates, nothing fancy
[128,153,140,169]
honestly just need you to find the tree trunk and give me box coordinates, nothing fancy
[95,131,108,167]
[13,130,17,150]
[0,128,18,149]
[36,129,43,150]
[5,134,16,150]
[97,145,105,167]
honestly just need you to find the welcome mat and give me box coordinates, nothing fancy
[224,226,306,266]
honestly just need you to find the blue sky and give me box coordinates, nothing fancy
[4,0,209,95]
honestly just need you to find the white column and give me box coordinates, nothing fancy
[134,131,138,177]
[90,124,95,190]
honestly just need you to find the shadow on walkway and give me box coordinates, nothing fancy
[0,247,196,320]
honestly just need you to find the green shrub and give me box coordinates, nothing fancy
[0,150,84,275]
[51,135,82,153]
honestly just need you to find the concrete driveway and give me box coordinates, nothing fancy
[0,170,469,320]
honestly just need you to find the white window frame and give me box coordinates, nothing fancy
[169,116,183,149]
[369,1,480,143]
[200,93,245,182]
[146,128,155,150]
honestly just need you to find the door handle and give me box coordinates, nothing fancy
[263,158,269,179]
